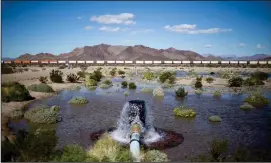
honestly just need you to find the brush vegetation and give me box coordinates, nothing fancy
[175,87,188,98]
[173,106,196,118]
[153,87,164,97]
[27,83,54,93]
[68,97,89,104]
[2,82,34,102]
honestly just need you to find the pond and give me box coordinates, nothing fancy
[8,81,271,161]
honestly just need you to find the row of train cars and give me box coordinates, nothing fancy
[2,59,271,65]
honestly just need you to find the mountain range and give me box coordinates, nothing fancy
[2,44,271,61]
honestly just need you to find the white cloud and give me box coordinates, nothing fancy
[164,24,232,34]
[256,44,264,49]
[239,43,245,47]
[91,13,136,25]
[84,26,92,30]
[77,16,82,20]
[131,29,154,34]
[204,44,212,48]
[99,26,120,32]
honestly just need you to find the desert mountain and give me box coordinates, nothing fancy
[15,44,206,61]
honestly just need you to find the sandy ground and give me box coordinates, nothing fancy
[1,66,271,117]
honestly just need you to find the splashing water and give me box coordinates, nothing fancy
[111,100,162,145]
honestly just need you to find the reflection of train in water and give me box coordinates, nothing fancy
[1,59,271,65]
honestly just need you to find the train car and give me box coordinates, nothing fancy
[145,61,153,64]
[268,61,271,64]
[68,60,76,64]
[182,61,191,64]
[14,60,22,64]
[249,61,258,65]
[136,61,144,64]
[22,60,30,64]
[239,61,247,64]
[153,61,162,64]
[49,60,58,64]
[193,61,201,64]
[31,60,39,64]
[173,61,181,64]
[125,61,133,64]
[210,61,219,64]
[4,60,12,64]
[107,61,115,64]
[77,61,85,64]
[116,61,124,64]
[259,61,267,64]
[58,60,66,64]
[164,61,172,64]
[86,61,94,64]
[96,60,105,64]
[202,61,211,64]
[230,61,238,64]
[221,61,230,64]
[41,60,49,64]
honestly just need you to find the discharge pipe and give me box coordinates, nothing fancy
[130,123,141,162]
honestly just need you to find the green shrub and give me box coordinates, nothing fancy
[173,106,196,118]
[144,150,169,162]
[85,77,98,87]
[100,83,113,89]
[2,65,14,74]
[210,72,215,75]
[24,105,61,124]
[87,133,132,162]
[244,93,269,106]
[58,65,65,69]
[39,76,48,84]
[195,81,202,88]
[2,82,34,102]
[89,69,103,82]
[243,77,264,86]
[68,97,88,104]
[110,68,117,76]
[159,71,176,84]
[143,71,155,80]
[55,144,87,162]
[103,80,112,85]
[8,109,24,119]
[251,71,269,81]
[50,70,63,83]
[240,103,255,110]
[175,87,188,98]
[228,76,243,87]
[206,77,214,84]
[129,82,137,89]
[118,70,125,75]
[121,81,128,88]
[153,87,164,97]
[218,71,231,79]
[66,73,79,83]
[27,83,54,93]
[124,91,129,96]
[77,71,85,78]
[208,115,222,122]
[141,88,153,93]
[210,139,229,161]
[213,90,221,97]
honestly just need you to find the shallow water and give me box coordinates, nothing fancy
[8,80,271,161]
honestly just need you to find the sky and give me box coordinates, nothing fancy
[2,1,271,58]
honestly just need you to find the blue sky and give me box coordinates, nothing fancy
[2,1,271,58]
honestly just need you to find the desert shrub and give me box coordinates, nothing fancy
[228,76,243,87]
[159,71,176,84]
[68,97,88,104]
[89,69,103,82]
[2,82,34,102]
[243,77,264,86]
[173,106,196,118]
[143,71,155,81]
[24,68,29,71]
[85,79,98,87]
[210,139,229,161]
[251,71,269,81]
[76,71,84,79]
[103,80,112,85]
[218,71,231,79]
[144,150,169,162]
[175,87,188,98]
[141,88,153,93]
[206,77,214,84]
[213,90,221,97]
[87,133,132,162]
[24,105,61,124]
[8,109,24,119]
[118,70,125,75]
[195,80,203,88]
[210,72,215,75]
[39,76,48,83]
[22,64,27,67]
[153,87,164,97]
[27,83,54,93]
[124,91,129,96]
[66,73,79,83]
[110,68,117,76]
[100,84,113,89]
[54,144,87,162]
[58,65,65,69]
[244,93,269,106]
[80,66,87,72]
[31,69,39,72]
[129,82,137,89]
[50,70,63,83]
[16,68,24,73]
[240,103,255,110]
[121,81,128,88]
[208,115,222,122]
[2,65,14,74]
